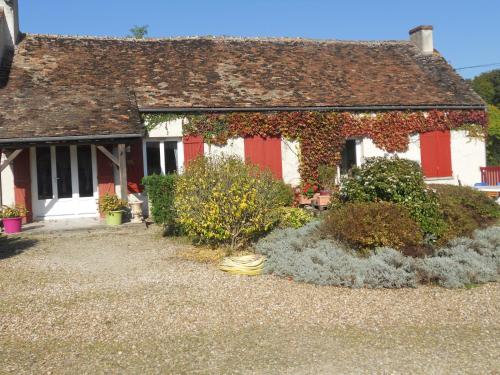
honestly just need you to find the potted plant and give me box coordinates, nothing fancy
[298,183,318,206]
[98,194,128,226]
[0,205,28,234]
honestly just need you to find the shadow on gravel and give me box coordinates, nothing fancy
[0,236,38,260]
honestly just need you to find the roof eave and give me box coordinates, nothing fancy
[0,133,144,148]
[140,104,487,113]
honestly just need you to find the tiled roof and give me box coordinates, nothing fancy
[0,33,485,141]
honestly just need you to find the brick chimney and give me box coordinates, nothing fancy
[409,25,434,55]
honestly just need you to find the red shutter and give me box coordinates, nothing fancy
[183,136,204,166]
[97,145,115,197]
[127,141,144,193]
[13,149,33,223]
[244,136,283,179]
[420,130,452,178]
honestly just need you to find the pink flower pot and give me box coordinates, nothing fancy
[3,217,22,234]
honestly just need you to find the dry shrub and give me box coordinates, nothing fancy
[430,184,500,244]
[321,202,423,251]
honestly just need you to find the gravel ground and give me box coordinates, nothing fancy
[0,226,499,374]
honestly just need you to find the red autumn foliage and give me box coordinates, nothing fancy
[184,110,487,185]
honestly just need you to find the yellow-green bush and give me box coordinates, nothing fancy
[175,155,286,249]
[277,207,314,229]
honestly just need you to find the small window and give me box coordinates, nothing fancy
[164,141,178,174]
[56,146,73,198]
[146,142,162,175]
[146,141,179,175]
[77,146,94,198]
[341,140,357,174]
[36,147,53,200]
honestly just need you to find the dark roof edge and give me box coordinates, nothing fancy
[140,104,487,113]
[0,133,143,145]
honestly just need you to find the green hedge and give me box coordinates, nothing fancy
[340,157,446,240]
[142,174,177,232]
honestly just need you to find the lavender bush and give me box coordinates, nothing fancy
[256,223,500,288]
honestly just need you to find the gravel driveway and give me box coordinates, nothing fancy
[0,226,499,374]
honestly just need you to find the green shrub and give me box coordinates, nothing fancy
[340,157,446,239]
[277,207,314,229]
[318,164,338,191]
[322,202,423,251]
[430,184,500,243]
[275,181,295,207]
[175,155,285,249]
[142,174,177,233]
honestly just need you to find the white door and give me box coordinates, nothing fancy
[30,145,99,220]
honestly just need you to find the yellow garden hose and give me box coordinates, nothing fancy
[219,254,265,276]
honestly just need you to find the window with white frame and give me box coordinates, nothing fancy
[341,139,358,174]
[145,141,179,175]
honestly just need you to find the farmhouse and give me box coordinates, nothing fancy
[0,0,488,222]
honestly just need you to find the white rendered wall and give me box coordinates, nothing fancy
[359,134,420,163]
[145,121,486,189]
[396,134,421,163]
[358,131,485,187]
[204,138,245,160]
[282,139,301,186]
[147,118,184,138]
[0,0,19,48]
[0,152,15,206]
[449,130,485,186]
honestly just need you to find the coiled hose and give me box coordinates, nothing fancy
[219,254,265,276]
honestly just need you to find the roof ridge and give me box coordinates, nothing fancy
[23,32,411,45]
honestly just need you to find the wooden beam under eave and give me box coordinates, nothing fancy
[0,149,23,208]
[118,144,128,201]
[0,149,23,173]
[96,146,119,167]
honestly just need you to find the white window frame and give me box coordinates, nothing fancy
[142,138,184,176]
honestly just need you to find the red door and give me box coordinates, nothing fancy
[420,130,452,178]
[13,149,33,223]
[97,145,115,197]
[126,141,144,194]
[244,136,283,179]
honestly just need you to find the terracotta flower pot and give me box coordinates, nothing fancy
[298,195,313,206]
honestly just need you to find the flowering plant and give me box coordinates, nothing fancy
[98,194,128,214]
[0,205,28,219]
[302,183,318,198]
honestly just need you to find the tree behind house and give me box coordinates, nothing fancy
[470,69,500,165]
[129,25,149,39]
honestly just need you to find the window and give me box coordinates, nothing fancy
[146,142,162,175]
[420,130,452,178]
[36,147,53,200]
[56,146,72,198]
[164,142,178,173]
[341,140,357,174]
[145,141,178,175]
[77,146,94,198]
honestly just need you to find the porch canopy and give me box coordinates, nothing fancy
[0,84,143,204]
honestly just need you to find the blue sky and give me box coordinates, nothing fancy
[19,0,499,78]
